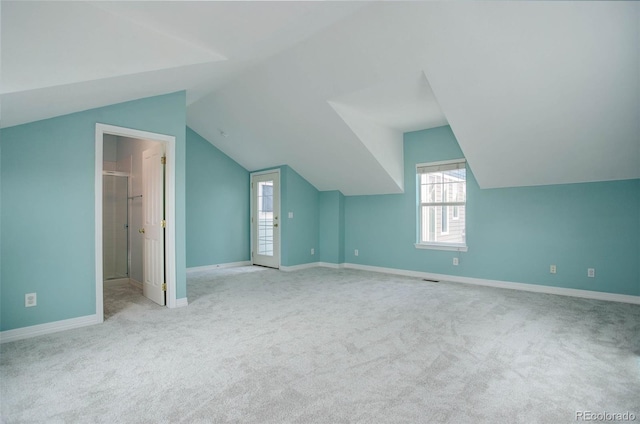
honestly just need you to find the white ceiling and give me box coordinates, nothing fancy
[2,1,638,194]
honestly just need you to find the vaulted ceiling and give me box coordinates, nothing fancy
[2,1,638,194]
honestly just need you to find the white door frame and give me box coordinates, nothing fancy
[250,169,281,269]
[95,123,178,323]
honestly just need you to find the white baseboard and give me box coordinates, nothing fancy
[280,262,321,272]
[104,278,142,290]
[0,314,100,344]
[103,278,129,284]
[186,261,251,273]
[318,262,345,269]
[175,298,188,308]
[342,263,640,305]
[129,278,143,289]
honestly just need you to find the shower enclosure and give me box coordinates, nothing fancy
[103,172,129,280]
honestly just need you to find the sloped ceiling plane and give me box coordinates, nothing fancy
[2,1,638,195]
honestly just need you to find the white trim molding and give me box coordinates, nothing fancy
[175,298,189,308]
[0,315,100,344]
[342,263,640,305]
[318,262,345,269]
[415,243,468,252]
[186,261,251,273]
[95,123,178,316]
[279,262,321,272]
[103,278,129,285]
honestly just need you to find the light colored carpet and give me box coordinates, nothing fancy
[1,267,639,423]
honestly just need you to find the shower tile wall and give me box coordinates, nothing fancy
[103,175,128,279]
[103,135,129,280]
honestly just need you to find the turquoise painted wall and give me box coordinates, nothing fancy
[338,191,345,264]
[319,190,345,264]
[0,92,187,331]
[0,138,3,313]
[345,126,640,296]
[280,166,319,267]
[186,127,249,267]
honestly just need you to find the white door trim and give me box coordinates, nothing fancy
[250,169,281,269]
[95,123,178,323]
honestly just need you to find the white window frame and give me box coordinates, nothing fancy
[415,159,468,252]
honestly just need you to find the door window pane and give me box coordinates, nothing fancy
[258,181,274,256]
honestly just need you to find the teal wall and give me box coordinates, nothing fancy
[186,127,249,267]
[3,103,635,334]
[345,126,640,296]
[319,190,345,264]
[280,166,319,267]
[0,92,187,331]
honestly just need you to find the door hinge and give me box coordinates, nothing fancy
[161,219,166,228]
[161,156,166,165]
[161,283,167,291]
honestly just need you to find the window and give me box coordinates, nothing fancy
[416,159,467,251]
[261,183,273,213]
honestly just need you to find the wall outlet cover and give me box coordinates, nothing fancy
[25,293,37,307]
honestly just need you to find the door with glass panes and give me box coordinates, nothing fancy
[251,171,280,268]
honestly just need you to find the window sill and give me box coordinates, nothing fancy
[414,243,468,252]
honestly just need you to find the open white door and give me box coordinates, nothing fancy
[141,145,165,306]
[251,171,280,269]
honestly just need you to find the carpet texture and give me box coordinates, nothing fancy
[1,267,639,423]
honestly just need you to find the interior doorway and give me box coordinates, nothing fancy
[102,135,166,307]
[95,124,177,323]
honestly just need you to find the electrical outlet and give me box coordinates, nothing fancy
[288,212,294,219]
[550,265,557,274]
[354,249,359,256]
[453,257,459,266]
[311,248,315,255]
[25,293,37,307]
[588,268,595,278]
